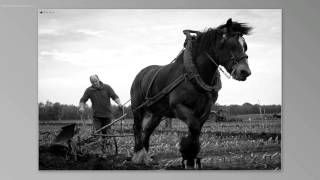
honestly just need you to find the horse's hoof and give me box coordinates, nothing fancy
[182,157,201,169]
[131,148,152,165]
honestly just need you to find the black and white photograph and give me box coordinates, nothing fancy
[38,9,281,170]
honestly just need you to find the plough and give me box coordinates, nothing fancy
[48,109,134,160]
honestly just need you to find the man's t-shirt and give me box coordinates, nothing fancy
[80,82,119,118]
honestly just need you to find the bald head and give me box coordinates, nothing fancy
[90,75,100,88]
[90,74,99,82]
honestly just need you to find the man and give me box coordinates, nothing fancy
[79,74,122,135]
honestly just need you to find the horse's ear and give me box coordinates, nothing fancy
[183,29,199,37]
[226,18,233,33]
[226,18,232,26]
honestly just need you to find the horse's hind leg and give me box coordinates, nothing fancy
[132,108,150,164]
[132,113,162,165]
[142,114,162,151]
[132,109,144,153]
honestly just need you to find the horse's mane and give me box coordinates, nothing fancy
[217,21,252,35]
[195,28,221,55]
[195,21,252,55]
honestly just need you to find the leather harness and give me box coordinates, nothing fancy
[133,31,222,111]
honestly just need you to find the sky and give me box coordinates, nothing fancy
[38,9,281,106]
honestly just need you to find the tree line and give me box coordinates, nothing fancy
[211,103,281,115]
[39,101,281,121]
[39,101,133,121]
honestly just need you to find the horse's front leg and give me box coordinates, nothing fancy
[173,103,203,169]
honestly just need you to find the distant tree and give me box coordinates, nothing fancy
[52,102,62,120]
[242,103,253,114]
[45,100,53,107]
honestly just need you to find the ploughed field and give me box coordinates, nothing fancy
[39,117,281,170]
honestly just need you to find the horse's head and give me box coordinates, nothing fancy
[216,18,252,81]
[195,18,253,81]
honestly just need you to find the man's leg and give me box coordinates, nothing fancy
[102,117,113,154]
[93,117,113,154]
[93,117,106,153]
[93,116,103,133]
[93,117,111,133]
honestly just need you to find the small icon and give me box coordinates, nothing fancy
[39,10,55,14]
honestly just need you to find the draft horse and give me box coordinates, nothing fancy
[130,19,252,169]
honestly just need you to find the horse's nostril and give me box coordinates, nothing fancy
[240,70,251,77]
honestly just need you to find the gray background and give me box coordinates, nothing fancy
[0,0,319,179]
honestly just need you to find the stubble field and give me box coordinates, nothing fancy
[39,116,281,170]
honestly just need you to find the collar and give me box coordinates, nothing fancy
[183,44,221,92]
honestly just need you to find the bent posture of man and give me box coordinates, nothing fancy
[79,75,122,135]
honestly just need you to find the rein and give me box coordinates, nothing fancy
[204,52,232,79]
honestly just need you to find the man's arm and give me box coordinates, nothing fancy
[107,85,122,107]
[79,89,90,112]
[114,98,122,107]
[79,102,86,112]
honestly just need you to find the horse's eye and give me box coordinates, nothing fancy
[229,39,239,49]
[233,33,240,37]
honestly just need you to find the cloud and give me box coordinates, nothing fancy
[75,29,106,37]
